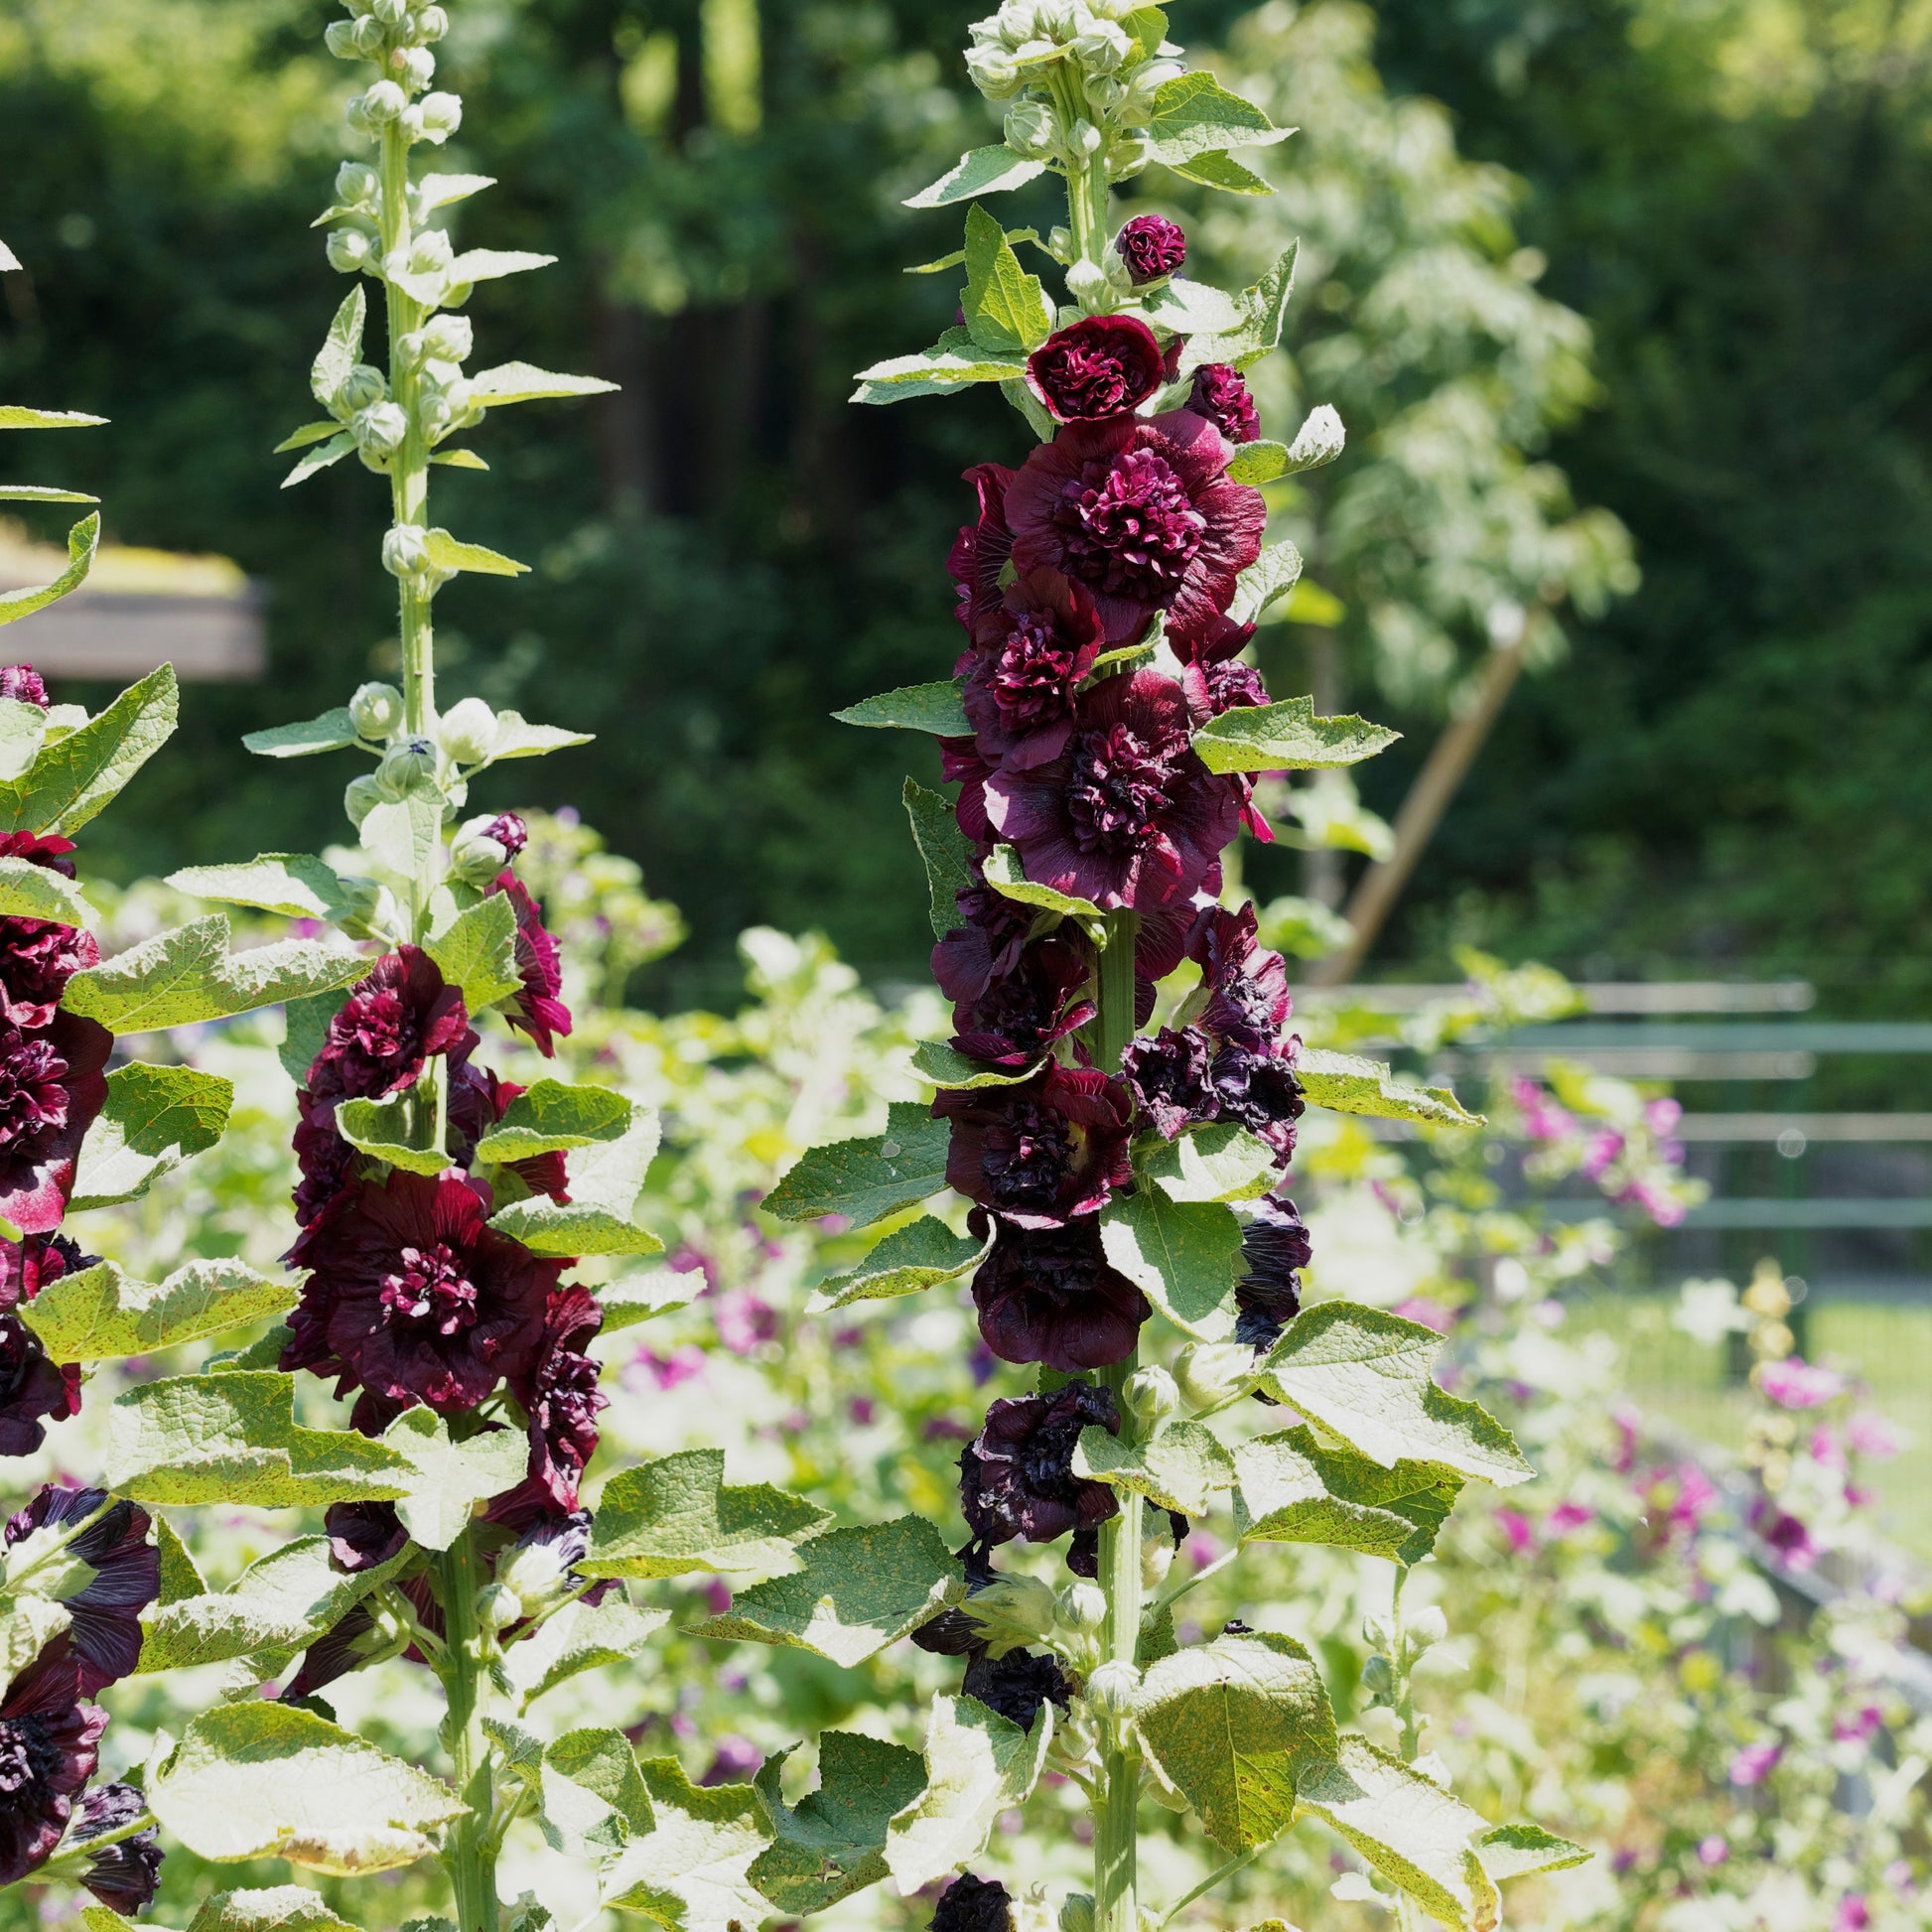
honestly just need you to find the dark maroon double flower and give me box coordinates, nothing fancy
[0,1011,110,1236]
[489,873,571,1056]
[968,1208,1148,1372]
[1026,315,1166,425]
[509,1284,609,1515]
[1190,363,1260,445]
[1116,213,1187,285]
[956,569,1105,773]
[0,1652,105,1888]
[959,1381,1121,1576]
[1190,902,1293,1049]
[0,1238,88,1457]
[950,936,1094,1070]
[935,1061,1134,1229]
[0,834,98,1029]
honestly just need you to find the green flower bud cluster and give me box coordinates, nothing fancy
[328,0,461,150]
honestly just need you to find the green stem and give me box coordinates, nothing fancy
[1160,1846,1262,1928]
[1096,910,1139,1075]
[438,1528,497,1932]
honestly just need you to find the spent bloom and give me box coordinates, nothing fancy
[959,1381,1122,1570]
[0,1653,105,1887]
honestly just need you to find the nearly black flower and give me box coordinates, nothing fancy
[969,1209,1149,1372]
[4,1488,160,1695]
[959,1381,1121,1553]
[0,1012,109,1235]
[488,874,572,1056]
[1004,409,1264,647]
[0,1653,104,1887]
[1121,1024,1217,1140]
[931,850,1037,1008]
[508,1284,608,1515]
[957,569,1106,773]
[324,1499,411,1573]
[0,834,97,1029]
[936,1062,1135,1229]
[1115,213,1187,284]
[1188,901,1292,1051]
[282,1169,564,1423]
[308,946,470,1107]
[69,1781,163,1914]
[1237,1193,1310,1350]
[931,1873,1014,1932]
[950,937,1095,1070]
[1189,363,1261,444]
[1208,1044,1305,1165]
[0,667,49,708]
[962,1646,1072,1731]
[947,463,1019,640]
[979,671,1241,912]
[1027,315,1167,424]
[0,1239,87,1456]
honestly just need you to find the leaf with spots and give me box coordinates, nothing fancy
[599,1757,773,1931]
[752,1732,928,1915]
[22,1256,292,1363]
[762,1101,952,1231]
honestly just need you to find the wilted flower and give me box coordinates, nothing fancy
[948,462,1020,641]
[959,1381,1121,1558]
[1188,901,1291,1050]
[951,937,1095,1069]
[69,1781,163,1913]
[936,1062,1135,1228]
[1115,213,1186,284]
[489,873,572,1055]
[930,1873,1014,1932]
[1027,315,1166,424]
[0,1013,109,1235]
[1189,363,1260,444]
[957,569,1106,772]
[0,1654,105,1887]
[1235,1193,1309,1349]
[961,1645,1072,1731]
[969,1209,1149,1371]
[1121,1025,1215,1139]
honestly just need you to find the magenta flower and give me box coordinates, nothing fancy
[1115,213,1186,284]
[1834,1705,1884,1745]
[509,1284,608,1515]
[947,462,1019,640]
[0,1012,110,1234]
[959,1382,1121,1560]
[3,1488,158,1694]
[979,671,1241,911]
[713,1289,778,1356]
[1757,1355,1847,1410]
[1727,1739,1783,1786]
[1753,1502,1819,1570]
[1547,1502,1594,1537]
[484,812,529,858]
[1510,1077,1577,1144]
[951,936,1095,1069]
[1121,1026,1215,1140]
[935,1061,1135,1229]
[957,569,1105,772]
[1850,1410,1902,1459]
[489,874,572,1055]
[0,667,49,708]
[968,1210,1149,1372]
[282,1169,564,1425]
[1027,315,1166,424]
[1391,1296,1457,1337]
[1494,1508,1537,1557]
[1004,410,1265,647]
[1188,364,1260,444]
[0,834,97,1029]
[1697,1836,1729,1867]
[1834,1899,1871,1932]
[69,1781,162,1913]
[305,946,470,1106]
[1188,901,1292,1050]
[0,1652,106,1886]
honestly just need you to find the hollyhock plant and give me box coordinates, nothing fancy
[1121,1025,1216,1140]
[957,569,1106,771]
[1115,212,1186,284]
[1026,315,1167,424]
[968,1209,1149,1371]
[936,1061,1135,1227]
[67,1783,163,1914]
[490,871,572,1054]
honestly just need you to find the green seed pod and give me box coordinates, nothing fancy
[350,681,405,741]
[344,774,384,830]
[375,739,439,797]
[438,696,498,766]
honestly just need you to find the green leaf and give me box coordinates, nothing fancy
[358,785,444,886]
[1295,1046,1479,1127]
[885,1694,1051,1894]
[0,701,46,783]
[1073,1419,1236,1516]
[692,1516,961,1668]
[476,1077,633,1162]
[584,1448,831,1581]
[485,709,596,759]
[751,1732,928,1915]
[1475,1824,1592,1883]
[1193,695,1398,775]
[187,1886,365,1932]
[168,853,369,923]
[504,1595,670,1709]
[242,709,359,759]
[23,1256,290,1363]
[602,1758,773,1930]
[597,1268,697,1332]
[851,328,1031,405]
[1256,1302,1534,1484]
[487,1113,665,1255]
[281,990,348,1085]
[311,287,366,409]
[806,1214,986,1313]
[282,432,356,488]
[0,854,85,927]
[905,147,1049,209]
[105,1370,412,1508]
[155,1515,207,1602]
[1225,541,1305,627]
[1165,146,1280,193]
[424,892,522,1015]
[335,1093,451,1176]
[1124,7,1171,59]
[1295,1737,1500,1932]
[447,247,556,285]
[1142,1122,1278,1203]
[69,1062,236,1211]
[1225,441,1291,485]
[1137,1629,1337,1852]
[833,680,970,735]
[0,662,174,833]
[762,1099,952,1230]
[909,1039,1040,1090]
[905,777,975,943]
[1099,1189,1244,1342]
[0,1597,71,1703]
[273,421,345,455]
[0,406,107,431]
[1215,409,1346,486]
[538,1726,653,1860]
[431,448,488,471]
[469,361,620,408]
[149,1702,465,1876]
[383,1408,531,1551]
[982,841,1103,918]
[1233,1428,1450,1563]
[63,915,369,1034]
[962,205,1053,354]
[81,1911,139,1932]
[417,172,496,210]
[1144,72,1294,165]
[423,528,529,577]
[1181,245,1300,369]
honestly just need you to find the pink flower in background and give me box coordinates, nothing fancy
[1728,1740,1782,1786]
[1495,1509,1536,1556]
[1697,1836,1729,1866]
[629,1344,706,1392]
[1833,1705,1883,1745]
[699,1736,763,1786]
[701,1577,732,1616]
[1645,1097,1682,1135]
[1581,1129,1623,1179]
[1509,1077,1576,1143]
[1811,1425,1846,1472]
[1758,1356,1847,1410]
[1547,1502,1593,1538]
[1392,1297,1455,1335]
[1834,1897,1871,1932]
[1851,1411,1902,1459]
[666,1245,719,1294]
[1670,1462,1720,1532]
[1619,1176,1689,1228]
[1754,1503,1819,1570]
[714,1290,777,1355]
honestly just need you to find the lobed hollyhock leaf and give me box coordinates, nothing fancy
[908,1040,1040,1091]
[1220,407,1350,487]
[424,891,522,1013]
[0,662,173,830]
[504,1597,670,1711]
[335,1094,450,1176]
[468,361,620,408]
[1294,1046,1477,1126]
[751,1731,928,1915]
[1073,1418,1238,1516]
[477,1077,633,1161]
[149,1702,465,1875]
[884,1693,1051,1894]
[807,1214,987,1313]
[0,512,97,628]
[904,146,1049,209]
[584,1448,831,1582]
[138,1532,410,1678]
[538,1725,653,1860]
[1100,1188,1244,1342]
[106,1370,412,1508]
[981,842,1104,920]
[169,853,372,925]
[485,710,596,759]
[1296,1737,1502,1932]
[186,1886,366,1932]
[383,1408,531,1551]
[69,1062,236,1210]
[422,528,529,577]
[154,1516,207,1602]
[360,784,446,885]
[310,287,366,409]
[1476,1824,1591,1883]
[904,778,977,944]
[1179,244,1300,370]
[1143,1122,1279,1203]
[762,1099,951,1231]
[851,329,1032,404]
[691,1516,962,1668]
[489,1111,664,1255]
[1143,72,1295,167]
[282,433,356,488]
[596,1267,697,1331]
[601,1757,774,1928]
[1233,1427,1459,1564]
[0,1596,72,1703]
[1256,1304,1534,1484]
[0,702,47,782]
[833,680,971,736]
[961,204,1054,354]
[1194,696,1397,775]
[63,913,368,1033]
[1138,1629,1336,1852]
[23,1255,289,1362]
[242,709,359,759]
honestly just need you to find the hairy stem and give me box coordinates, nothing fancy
[438,1528,497,1932]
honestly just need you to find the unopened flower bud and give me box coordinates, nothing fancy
[1084,73,1127,113]
[325,20,363,61]
[352,401,409,457]
[1005,99,1058,158]
[344,774,384,829]
[1084,1659,1140,1719]
[1073,23,1131,70]
[1360,1654,1395,1701]
[415,6,451,42]
[1407,1606,1449,1651]
[419,91,464,141]
[1068,117,1104,158]
[1140,1537,1173,1591]
[1124,1365,1178,1431]
[350,682,405,740]
[360,79,408,124]
[336,363,389,414]
[1065,258,1110,306]
[965,48,1024,97]
[970,1574,1058,1654]
[476,1582,521,1634]
[1060,1896,1095,1932]
[336,161,380,207]
[381,522,433,580]
[1104,135,1150,182]
[419,314,473,363]
[375,738,438,797]
[373,0,409,25]
[326,226,376,274]
[438,696,498,765]
[1173,1342,1257,1413]
[393,45,435,90]
[1056,1581,1106,1635]
[451,815,512,886]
